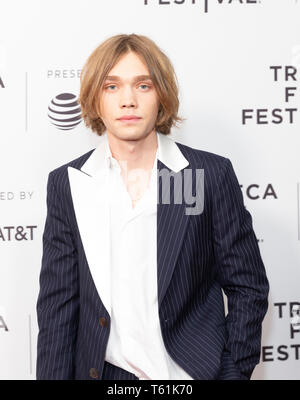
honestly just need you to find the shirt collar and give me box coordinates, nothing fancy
[102,131,188,173]
[80,130,189,178]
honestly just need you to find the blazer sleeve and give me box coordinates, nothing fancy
[212,158,269,379]
[36,171,79,380]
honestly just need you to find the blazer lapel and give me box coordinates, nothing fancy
[156,158,191,308]
[68,139,112,317]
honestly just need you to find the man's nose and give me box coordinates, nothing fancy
[120,86,137,108]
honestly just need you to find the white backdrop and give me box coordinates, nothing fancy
[0,0,299,380]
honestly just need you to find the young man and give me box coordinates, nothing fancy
[36,34,269,380]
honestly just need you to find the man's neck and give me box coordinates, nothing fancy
[106,130,158,173]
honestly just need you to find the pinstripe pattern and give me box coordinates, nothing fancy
[36,141,269,380]
[102,361,139,380]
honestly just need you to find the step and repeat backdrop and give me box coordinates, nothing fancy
[0,0,299,380]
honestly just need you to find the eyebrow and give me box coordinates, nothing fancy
[104,74,152,83]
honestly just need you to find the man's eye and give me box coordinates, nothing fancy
[104,83,151,90]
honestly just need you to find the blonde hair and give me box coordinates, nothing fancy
[78,33,185,136]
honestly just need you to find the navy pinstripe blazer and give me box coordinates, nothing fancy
[36,139,269,380]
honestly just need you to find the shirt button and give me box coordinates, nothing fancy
[99,317,108,327]
[89,367,99,379]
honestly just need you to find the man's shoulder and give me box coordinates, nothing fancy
[175,140,229,171]
[48,148,95,180]
[45,148,96,194]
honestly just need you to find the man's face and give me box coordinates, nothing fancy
[98,51,160,141]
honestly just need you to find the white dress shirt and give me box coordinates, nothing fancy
[103,131,194,380]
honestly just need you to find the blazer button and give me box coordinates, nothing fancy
[99,317,107,327]
[89,367,99,379]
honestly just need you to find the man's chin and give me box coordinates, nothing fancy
[108,128,151,142]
